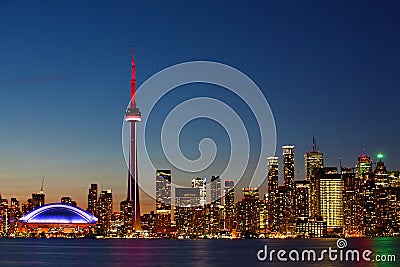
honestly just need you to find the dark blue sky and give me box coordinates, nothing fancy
[1,0,399,211]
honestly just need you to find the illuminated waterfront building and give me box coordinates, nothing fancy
[295,217,327,237]
[192,177,206,207]
[211,176,221,205]
[87,183,98,216]
[141,211,157,234]
[236,188,260,236]
[223,180,235,231]
[282,145,295,222]
[156,170,172,229]
[0,197,9,235]
[97,189,113,234]
[175,187,202,235]
[267,157,279,231]
[109,212,124,237]
[17,203,97,237]
[120,199,133,235]
[275,186,289,234]
[294,180,310,218]
[319,167,343,231]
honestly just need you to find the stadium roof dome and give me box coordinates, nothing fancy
[19,203,98,224]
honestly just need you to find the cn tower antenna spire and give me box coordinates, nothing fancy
[130,44,136,108]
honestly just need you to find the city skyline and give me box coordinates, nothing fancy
[1,1,400,213]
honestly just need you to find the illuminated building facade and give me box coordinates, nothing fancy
[87,183,98,216]
[32,192,45,210]
[236,188,260,235]
[296,217,327,237]
[319,167,343,231]
[223,180,235,231]
[342,167,360,236]
[156,170,172,229]
[211,176,221,205]
[97,189,113,234]
[294,180,310,218]
[356,155,372,178]
[282,145,295,223]
[61,196,76,206]
[304,138,323,181]
[17,203,97,237]
[174,187,201,235]
[192,177,206,207]
[267,157,279,231]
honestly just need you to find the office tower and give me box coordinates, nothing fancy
[342,167,360,236]
[97,189,113,234]
[236,188,260,235]
[175,187,201,235]
[32,193,45,209]
[304,137,323,181]
[192,177,206,206]
[267,157,279,230]
[87,183,98,216]
[22,199,33,215]
[0,197,8,235]
[210,176,221,205]
[294,180,310,218]
[223,180,235,231]
[357,172,376,236]
[282,145,295,222]
[375,186,399,236]
[61,196,76,206]
[275,186,289,234]
[356,155,372,178]
[310,167,321,218]
[156,170,172,229]
[319,167,344,231]
[9,198,21,234]
[374,156,389,188]
[141,211,157,234]
[120,200,133,235]
[125,45,142,231]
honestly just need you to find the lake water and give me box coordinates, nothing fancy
[0,238,398,266]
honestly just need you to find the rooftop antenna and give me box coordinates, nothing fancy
[40,177,45,194]
[101,181,104,192]
[312,136,317,152]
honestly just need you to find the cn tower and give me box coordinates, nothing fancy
[125,45,141,231]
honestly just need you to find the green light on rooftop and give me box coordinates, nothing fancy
[377,153,384,159]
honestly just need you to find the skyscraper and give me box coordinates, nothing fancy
[319,167,343,231]
[267,157,279,230]
[210,176,221,205]
[356,155,372,178]
[87,183,98,216]
[174,187,201,235]
[125,45,142,231]
[192,177,206,207]
[282,145,295,222]
[236,188,260,235]
[304,137,323,181]
[31,192,45,210]
[98,189,113,234]
[223,180,235,231]
[294,180,310,218]
[156,170,172,228]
